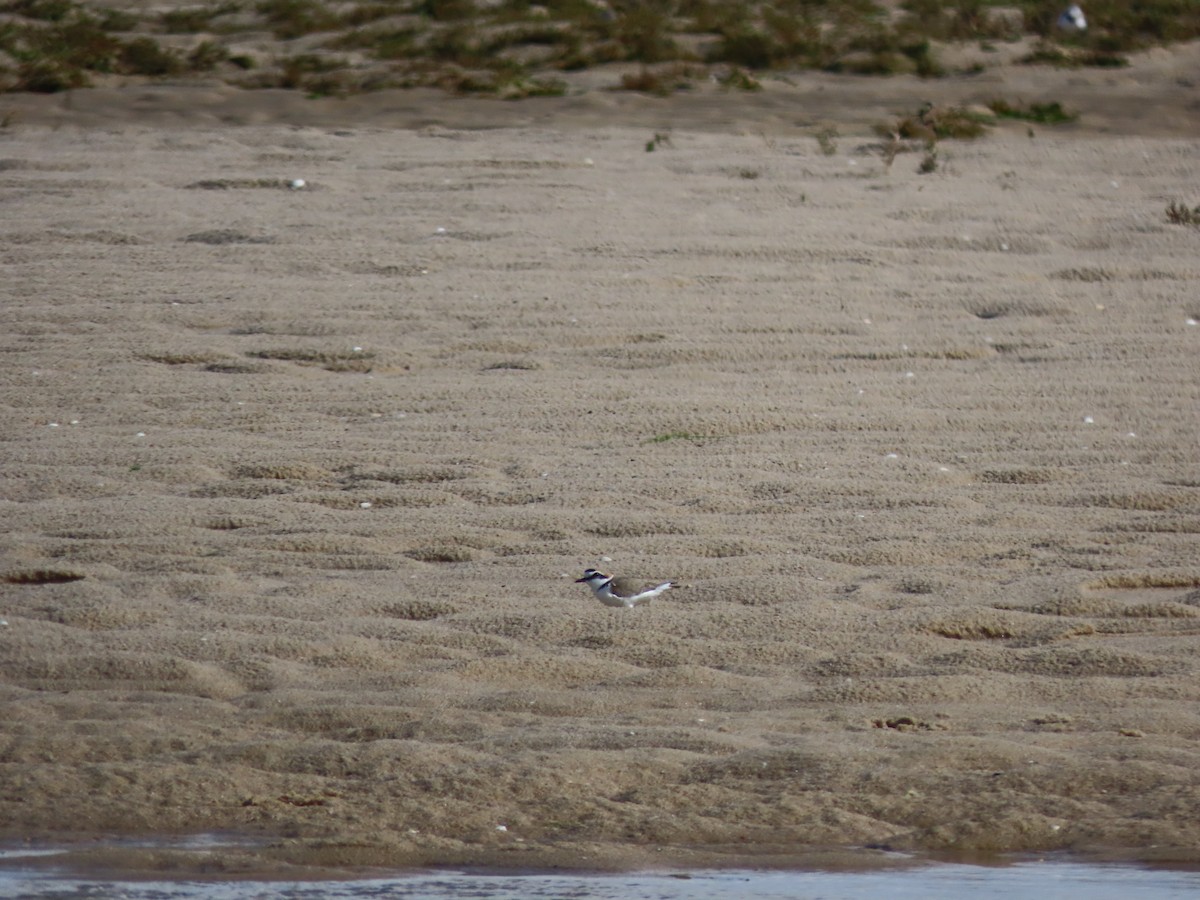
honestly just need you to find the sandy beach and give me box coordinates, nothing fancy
[1,45,1199,878]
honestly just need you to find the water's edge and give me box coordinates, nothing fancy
[2,838,1199,887]
[4,855,1200,900]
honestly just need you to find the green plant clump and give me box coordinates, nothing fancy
[892,103,991,141]
[1165,200,1200,226]
[644,131,672,152]
[988,99,1077,124]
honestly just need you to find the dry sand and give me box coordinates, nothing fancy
[1,48,1200,878]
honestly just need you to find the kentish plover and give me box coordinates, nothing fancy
[575,568,675,608]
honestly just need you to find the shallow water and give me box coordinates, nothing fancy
[3,860,1200,900]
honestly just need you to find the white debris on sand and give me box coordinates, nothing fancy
[1057,4,1087,32]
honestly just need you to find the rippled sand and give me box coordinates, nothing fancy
[1,50,1199,876]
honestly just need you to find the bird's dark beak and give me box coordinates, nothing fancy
[575,576,588,583]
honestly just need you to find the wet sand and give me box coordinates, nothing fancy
[1,45,1200,878]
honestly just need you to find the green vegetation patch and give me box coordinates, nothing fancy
[988,99,1077,124]
[2,0,1199,97]
[646,430,710,444]
[890,102,993,141]
[1165,201,1200,227]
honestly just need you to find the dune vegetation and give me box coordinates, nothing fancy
[1,0,1198,97]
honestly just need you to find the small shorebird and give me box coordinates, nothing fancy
[575,568,675,608]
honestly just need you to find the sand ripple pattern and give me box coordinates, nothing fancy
[1,126,1199,874]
